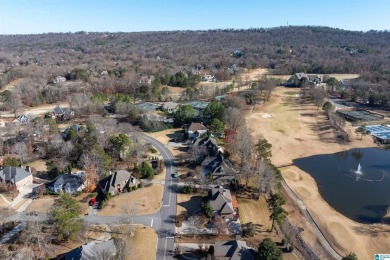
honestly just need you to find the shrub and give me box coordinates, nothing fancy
[3,157,19,167]
[140,161,155,179]
[201,201,214,218]
[288,246,294,253]
[282,239,287,246]
[182,185,193,194]
[139,183,143,188]
[150,147,158,153]
[242,222,256,237]
[74,191,82,197]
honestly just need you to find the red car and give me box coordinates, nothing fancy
[89,198,97,206]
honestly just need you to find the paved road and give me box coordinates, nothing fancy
[281,179,342,260]
[7,133,178,259]
[84,133,178,260]
[140,134,177,260]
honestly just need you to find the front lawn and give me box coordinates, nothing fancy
[98,184,164,216]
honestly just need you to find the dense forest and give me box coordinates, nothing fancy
[0,26,390,108]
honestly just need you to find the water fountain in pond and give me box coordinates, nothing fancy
[355,163,363,175]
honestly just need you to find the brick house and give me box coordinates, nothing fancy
[0,167,33,191]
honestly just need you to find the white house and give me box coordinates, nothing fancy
[185,122,208,141]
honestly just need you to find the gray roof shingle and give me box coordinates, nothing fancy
[214,240,254,260]
[0,167,32,184]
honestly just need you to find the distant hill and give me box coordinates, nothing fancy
[0,26,389,80]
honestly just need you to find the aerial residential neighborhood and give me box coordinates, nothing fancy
[1,1,390,260]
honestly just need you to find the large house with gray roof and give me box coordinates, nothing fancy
[186,122,208,141]
[46,174,85,194]
[99,170,140,196]
[162,101,179,113]
[213,240,254,260]
[63,239,117,260]
[0,167,33,190]
[208,187,238,219]
[193,136,237,185]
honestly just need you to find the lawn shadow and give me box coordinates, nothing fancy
[177,196,204,215]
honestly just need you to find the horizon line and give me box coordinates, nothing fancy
[1,25,389,36]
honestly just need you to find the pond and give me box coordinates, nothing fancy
[293,148,390,223]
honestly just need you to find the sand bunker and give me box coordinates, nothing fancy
[262,113,272,118]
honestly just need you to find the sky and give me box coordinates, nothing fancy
[0,0,389,34]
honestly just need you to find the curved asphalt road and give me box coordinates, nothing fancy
[9,133,177,259]
[85,133,178,260]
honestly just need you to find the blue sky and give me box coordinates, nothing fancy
[0,0,389,34]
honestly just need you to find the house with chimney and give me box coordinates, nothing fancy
[185,122,208,141]
[0,166,33,191]
[51,106,75,122]
[208,187,239,219]
[213,240,255,259]
[193,136,237,185]
[162,101,179,113]
[46,174,85,194]
[99,170,140,196]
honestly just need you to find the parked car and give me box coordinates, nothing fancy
[89,198,97,206]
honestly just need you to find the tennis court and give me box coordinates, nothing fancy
[365,125,390,133]
[337,110,384,122]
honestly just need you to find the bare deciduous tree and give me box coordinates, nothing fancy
[255,160,276,198]
[121,204,137,236]
[187,215,202,237]
[213,215,228,235]
[5,91,23,118]
[11,142,28,165]
[225,107,245,131]
[231,125,254,166]
[190,144,208,164]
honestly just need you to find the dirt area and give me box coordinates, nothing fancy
[0,78,23,93]
[246,87,390,259]
[11,198,28,210]
[267,73,360,81]
[25,198,55,214]
[0,102,70,118]
[242,68,269,81]
[177,193,205,216]
[0,196,8,207]
[98,184,164,216]
[87,225,157,260]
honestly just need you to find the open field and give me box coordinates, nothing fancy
[268,96,301,134]
[98,184,164,216]
[246,87,390,259]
